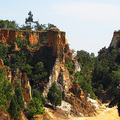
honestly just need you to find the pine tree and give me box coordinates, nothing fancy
[15,81,24,109]
[9,95,21,120]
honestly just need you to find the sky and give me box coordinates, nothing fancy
[1,0,120,56]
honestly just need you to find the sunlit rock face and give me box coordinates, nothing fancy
[0,28,47,45]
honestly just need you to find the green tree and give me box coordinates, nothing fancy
[9,95,21,120]
[75,50,96,98]
[32,62,47,82]
[47,82,62,110]
[25,11,33,29]
[27,97,45,119]
[46,23,56,30]
[0,20,18,29]
[34,21,46,31]
[32,89,46,105]
[0,66,13,111]
[0,41,10,66]
[9,81,24,119]
[14,81,24,109]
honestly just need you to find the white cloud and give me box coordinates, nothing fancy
[56,2,120,24]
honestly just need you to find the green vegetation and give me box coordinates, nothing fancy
[27,97,45,119]
[9,95,21,120]
[12,35,28,48]
[24,89,46,119]
[9,81,24,119]
[73,50,96,98]
[47,82,62,110]
[92,47,118,95]
[31,62,47,86]
[0,11,56,31]
[0,20,18,29]
[32,89,46,105]
[0,41,10,66]
[0,66,13,111]
[65,62,74,75]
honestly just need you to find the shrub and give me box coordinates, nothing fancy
[47,82,62,110]
[32,89,46,105]
[27,98,45,119]
[12,35,28,48]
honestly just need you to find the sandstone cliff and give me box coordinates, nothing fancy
[0,28,95,118]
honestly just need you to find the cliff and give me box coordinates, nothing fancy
[0,28,95,118]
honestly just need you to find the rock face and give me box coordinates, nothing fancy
[0,28,68,62]
[73,60,81,72]
[0,29,47,45]
[110,30,120,48]
[72,82,85,99]
[47,28,68,63]
[43,58,73,97]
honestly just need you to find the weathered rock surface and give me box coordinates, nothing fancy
[0,29,47,45]
[43,58,72,97]
[73,60,81,72]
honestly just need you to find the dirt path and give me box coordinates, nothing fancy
[70,106,120,120]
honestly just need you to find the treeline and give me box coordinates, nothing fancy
[0,11,56,31]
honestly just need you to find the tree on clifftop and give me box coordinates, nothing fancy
[25,11,33,29]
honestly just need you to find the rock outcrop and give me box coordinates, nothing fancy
[73,60,81,72]
[110,30,120,48]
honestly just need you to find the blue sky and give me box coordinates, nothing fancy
[1,0,120,55]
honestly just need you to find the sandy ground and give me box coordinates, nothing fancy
[70,106,120,120]
[45,101,120,120]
